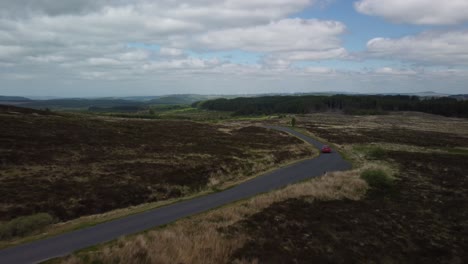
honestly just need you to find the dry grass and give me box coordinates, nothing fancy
[61,170,368,264]
[1,113,315,221]
[1,111,318,250]
[291,112,468,136]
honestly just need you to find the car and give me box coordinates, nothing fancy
[321,145,332,153]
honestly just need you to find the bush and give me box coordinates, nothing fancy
[0,213,55,240]
[367,147,386,160]
[360,169,394,190]
[291,117,296,127]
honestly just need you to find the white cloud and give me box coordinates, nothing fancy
[355,0,468,25]
[279,48,347,61]
[303,66,335,74]
[159,47,184,57]
[26,55,67,63]
[142,57,222,72]
[262,57,292,69]
[366,30,468,66]
[87,58,121,66]
[374,67,417,75]
[118,50,150,61]
[1,0,466,95]
[194,19,345,53]
[0,0,348,89]
[0,45,26,59]
[0,0,318,61]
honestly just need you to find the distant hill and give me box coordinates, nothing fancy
[376,91,451,98]
[88,105,146,113]
[0,96,32,102]
[146,94,223,105]
[21,98,144,109]
[1,92,463,111]
[2,94,226,110]
[119,96,161,101]
[0,104,56,115]
[450,94,468,101]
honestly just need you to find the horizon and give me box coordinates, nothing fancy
[1,0,468,96]
[1,90,464,100]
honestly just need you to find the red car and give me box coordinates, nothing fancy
[321,145,332,153]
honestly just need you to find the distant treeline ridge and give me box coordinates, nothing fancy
[194,95,468,117]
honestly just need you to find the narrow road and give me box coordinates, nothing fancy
[0,126,351,264]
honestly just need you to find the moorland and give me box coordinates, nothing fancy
[57,108,468,264]
[1,94,467,264]
[0,104,313,242]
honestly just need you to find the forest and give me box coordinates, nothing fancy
[195,95,468,117]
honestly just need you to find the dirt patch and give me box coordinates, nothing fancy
[229,151,468,263]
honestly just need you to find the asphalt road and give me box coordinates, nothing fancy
[0,126,351,264]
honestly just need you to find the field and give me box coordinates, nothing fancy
[96,106,235,121]
[230,151,468,263]
[293,112,468,147]
[229,113,468,263]
[0,106,314,226]
[57,111,468,264]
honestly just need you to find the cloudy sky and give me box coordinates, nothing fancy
[1,0,468,97]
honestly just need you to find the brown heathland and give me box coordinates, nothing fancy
[0,107,313,222]
[62,112,468,264]
[229,113,468,263]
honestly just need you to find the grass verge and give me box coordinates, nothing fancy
[0,213,55,240]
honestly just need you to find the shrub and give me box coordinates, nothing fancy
[291,117,296,127]
[360,169,394,190]
[367,147,386,160]
[0,213,55,240]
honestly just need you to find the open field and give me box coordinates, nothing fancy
[230,151,468,263]
[55,111,468,263]
[0,106,314,228]
[293,112,468,147]
[87,106,278,123]
[228,112,468,263]
[95,106,236,121]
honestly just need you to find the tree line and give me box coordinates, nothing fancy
[194,95,468,118]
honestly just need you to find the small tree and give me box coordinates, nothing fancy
[291,117,296,127]
[149,108,155,115]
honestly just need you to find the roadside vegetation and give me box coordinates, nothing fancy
[58,169,368,264]
[0,213,55,240]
